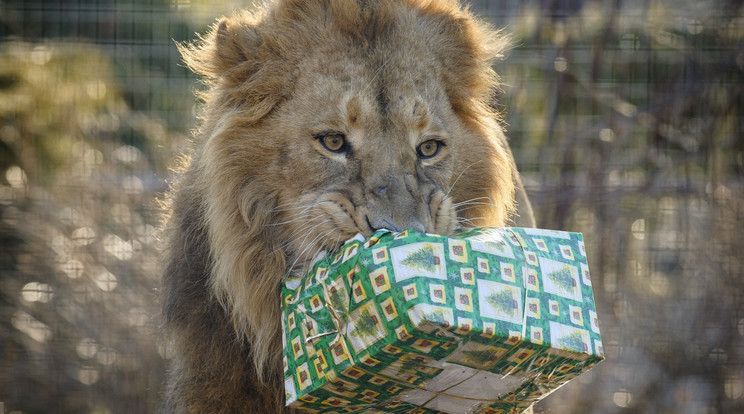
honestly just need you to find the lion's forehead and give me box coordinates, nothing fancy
[296,38,447,111]
[294,60,449,139]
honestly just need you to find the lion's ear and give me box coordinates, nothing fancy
[180,13,294,123]
[213,17,260,76]
[178,14,262,80]
[421,8,508,116]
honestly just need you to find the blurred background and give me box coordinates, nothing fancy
[0,0,741,413]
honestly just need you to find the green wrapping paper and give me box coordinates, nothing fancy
[282,228,604,414]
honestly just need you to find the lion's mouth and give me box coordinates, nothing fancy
[278,187,456,278]
[364,215,376,233]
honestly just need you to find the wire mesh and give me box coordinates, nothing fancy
[0,0,742,413]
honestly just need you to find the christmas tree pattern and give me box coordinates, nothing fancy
[546,266,577,294]
[350,308,380,339]
[401,245,440,273]
[486,289,518,316]
[327,286,348,318]
[558,331,587,353]
[422,309,449,328]
[484,240,509,254]
[397,356,427,374]
[461,349,497,365]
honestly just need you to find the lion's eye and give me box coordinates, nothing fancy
[317,133,347,153]
[416,139,443,159]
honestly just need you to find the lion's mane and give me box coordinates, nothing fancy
[161,0,532,412]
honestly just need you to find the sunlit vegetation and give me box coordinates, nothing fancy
[0,41,183,413]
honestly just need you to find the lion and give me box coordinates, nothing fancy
[160,0,534,412]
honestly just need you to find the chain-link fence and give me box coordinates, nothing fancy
[1,0,742,413]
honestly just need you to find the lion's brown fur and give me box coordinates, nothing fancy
[161,0,532,412]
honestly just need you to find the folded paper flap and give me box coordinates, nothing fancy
[282,227,604,412]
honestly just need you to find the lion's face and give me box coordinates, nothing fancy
[190,8,517,272]
[265,44,464,267]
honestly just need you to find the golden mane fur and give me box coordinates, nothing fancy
[161,0,533,412]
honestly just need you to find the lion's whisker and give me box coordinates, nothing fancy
[452,196,492,207]
[270,216,325,254]
[285,225,334,277]
[283,227,344,279]
[364,59,389,92]
[270,202,323,218]
[445,160,484,197]
[454,202,495,210]
[285,216,332,244]
[455,203,498,212]
[291,217,334,250]
[267,213,317,227]
[455,216,485,228]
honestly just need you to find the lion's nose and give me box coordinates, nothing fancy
[366,172,428,234]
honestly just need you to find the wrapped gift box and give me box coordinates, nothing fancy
[282,228,604,413]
